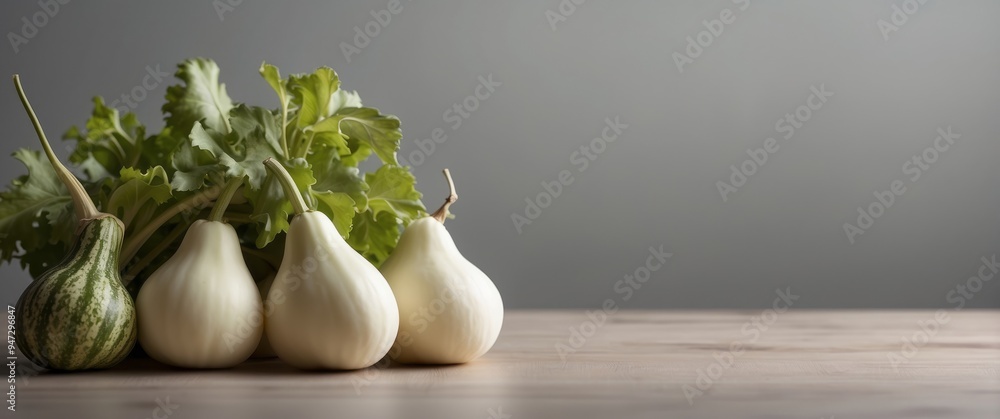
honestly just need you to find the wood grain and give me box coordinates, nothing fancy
[15,310,1000,419]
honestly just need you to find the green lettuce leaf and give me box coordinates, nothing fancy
[104,166,172,228]
[173,105,283,191]
[259,62,290,156]
[307,147,369,210]
[259,63,288,113]
[4,58,427,285]
[170,141,221,192]
[365,164,424,221]
[189,105,283,190]
[313,191,356,238]
[63,97,145,180]
[288,67,341,129]
[163,58,235,135]
[0,150,74,263]
[346,210,401,266]
[309,107,402,166]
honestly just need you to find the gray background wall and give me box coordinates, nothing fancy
[1,0,998,309]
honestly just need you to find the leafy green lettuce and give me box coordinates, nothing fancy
[1,58,425,287]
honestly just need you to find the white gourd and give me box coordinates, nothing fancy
[262,158,399,370]
[137,178,263,368]
[381,169,503,364]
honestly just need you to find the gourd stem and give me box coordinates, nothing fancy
[209,177,245,222]
[430,168,458,224]
[263,158,309,214]
[13,75,101,221]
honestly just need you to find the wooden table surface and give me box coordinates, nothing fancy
[15,310,1000,419]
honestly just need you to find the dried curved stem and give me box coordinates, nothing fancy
[13,75,101,221]
[430,169,457,223]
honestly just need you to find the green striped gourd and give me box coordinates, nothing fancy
[12,75,137,370]
[16,217,136,369]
